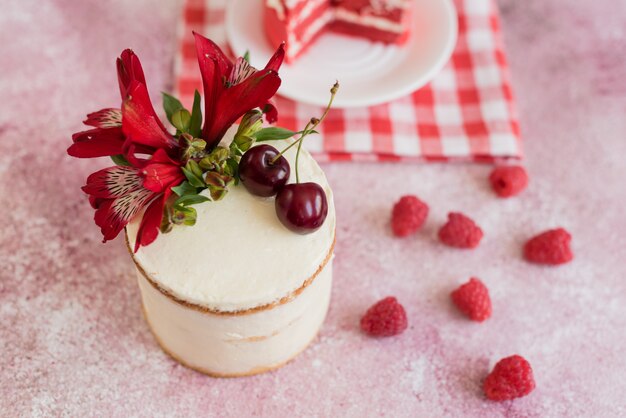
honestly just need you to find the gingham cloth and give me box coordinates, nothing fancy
[175,0,521,162]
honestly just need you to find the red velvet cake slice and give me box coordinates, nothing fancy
[265,0,412,63]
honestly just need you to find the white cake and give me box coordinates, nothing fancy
[125,132,336,377]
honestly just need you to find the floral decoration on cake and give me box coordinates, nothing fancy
[68,32,338,251]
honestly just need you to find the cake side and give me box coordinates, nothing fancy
[137,258,334,376]
[126,128,336,313]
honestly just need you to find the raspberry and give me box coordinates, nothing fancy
[391,195,429,237]
[524,228,573,265]
[489,166,529,198]
[360,297,408,337]
[450,278,492,321]
[484,355,536,401]
[438,212,483,248]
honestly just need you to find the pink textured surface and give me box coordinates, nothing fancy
[1,0,625,416]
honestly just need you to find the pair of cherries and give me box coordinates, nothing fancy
[238,144,328,233]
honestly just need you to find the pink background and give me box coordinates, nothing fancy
[1,0,625,416]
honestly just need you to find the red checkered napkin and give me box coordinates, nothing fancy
[175,0,521,162]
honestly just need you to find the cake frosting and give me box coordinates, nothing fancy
[125,126,336,376]
[126,128,335,312]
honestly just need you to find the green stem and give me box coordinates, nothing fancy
[270,81,340,174]
[270,121,313,164]
[295,132,304,183]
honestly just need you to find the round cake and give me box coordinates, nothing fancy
[125,132,336,377]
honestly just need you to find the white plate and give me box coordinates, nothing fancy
[226,0,458,108]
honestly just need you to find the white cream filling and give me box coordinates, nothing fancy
[126,125,336,312]
[368,0,411,12]
[287,9,334,57]
[334,7,406,33]
[266,0,286,20]
[287,0,329,30]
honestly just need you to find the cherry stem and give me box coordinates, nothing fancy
[295,130,304,183]
[271,81,339,182]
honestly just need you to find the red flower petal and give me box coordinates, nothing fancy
[264,42,285,72]
[263,102,278,124]
[68,127,125,158]
[141,149,184,193]
[193,32,233,84]
[122,81,178,152]
[83,108,122,129]
[194,32,231,148]
[228,57,258,86]
[149,147,181,165]
[206,69,282,142]
[142,164,183,192]
[117,49,146,99]
[89,195,103,209]
[82,165,144,198]
[94,188,156,242]
[134,191,170,252]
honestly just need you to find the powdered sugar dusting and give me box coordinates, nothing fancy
[2,0,626,416]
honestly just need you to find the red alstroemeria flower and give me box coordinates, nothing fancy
[69,49,185,251]
[82,149,184,252]
[193,32,285,149]
[68,49,177,161]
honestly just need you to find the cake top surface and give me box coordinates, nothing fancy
[126,127,335,312]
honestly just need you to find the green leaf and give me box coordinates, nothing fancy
[171,181,197,197]
[243,50,250,63]
[232,134,255,152]
[182,167,205,187]
[110,154,131,166]
[171,109,191,132]
[189,90,203,138]
[187,160,204,179]
[224,157,239,184]
[254,127,297,142]
[174,194,210,207]
[162,93,185,125]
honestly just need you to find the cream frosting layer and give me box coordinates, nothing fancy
[126,126,336,312]
[334,7,406,33]
[137,258,333,376]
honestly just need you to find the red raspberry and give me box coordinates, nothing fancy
[360,297,408,337]
[438,212,483,248]
[450,278,491,321]
[524,228,573,265]
[489,165,529,198]
[391,195,429,237]
[484,355,536,401]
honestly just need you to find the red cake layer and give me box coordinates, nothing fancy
[329,19,410,45]
[264,0,411,63]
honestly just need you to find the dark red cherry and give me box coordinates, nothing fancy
[275,182,328,233]
[239,144,290,197]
